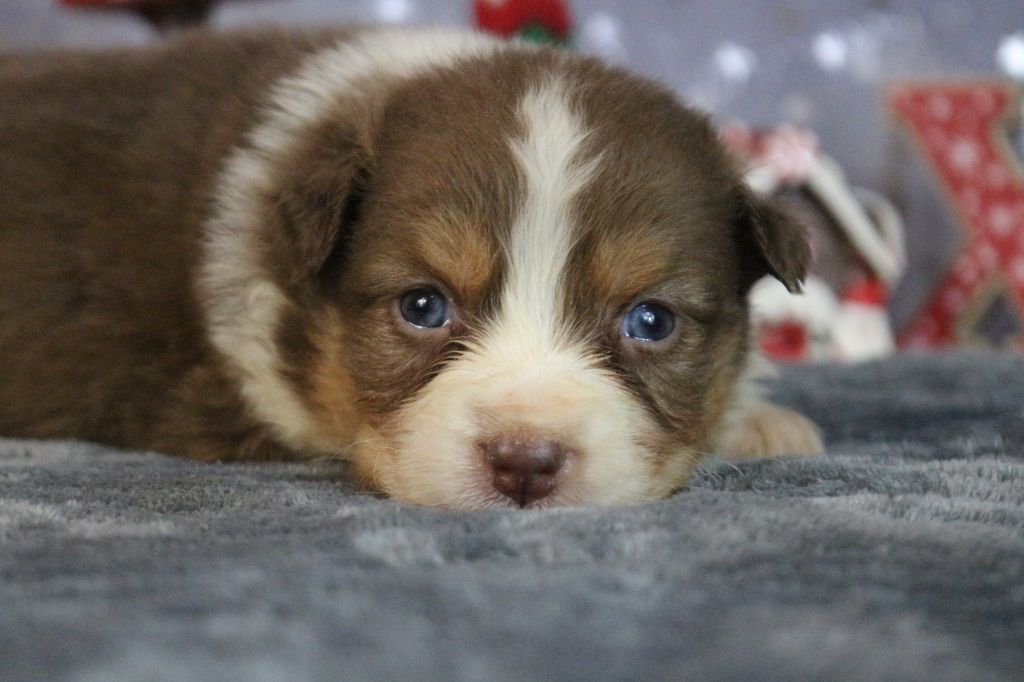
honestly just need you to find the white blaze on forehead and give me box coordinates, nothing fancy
[499,76,600,349]
[201,28,507,454]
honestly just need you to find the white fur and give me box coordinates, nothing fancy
[200,28,506,454]
[502,77,601,344]
[380,77,682,508]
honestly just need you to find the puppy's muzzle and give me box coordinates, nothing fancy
[479,434,568,507]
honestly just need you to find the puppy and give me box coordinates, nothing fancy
[0,27,822,509]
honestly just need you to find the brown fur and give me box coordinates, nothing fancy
[0,30,347,459]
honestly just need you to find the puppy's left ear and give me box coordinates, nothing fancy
[735,187,811,294]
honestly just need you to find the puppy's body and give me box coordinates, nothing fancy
[0,30,343,459]
[0,28,821,508]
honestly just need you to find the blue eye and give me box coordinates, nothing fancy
[621,303,675,342]
[399,288,449,329]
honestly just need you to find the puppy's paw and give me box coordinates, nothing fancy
[718,402,824,459]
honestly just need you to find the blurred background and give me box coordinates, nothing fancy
[2,0,1023,361]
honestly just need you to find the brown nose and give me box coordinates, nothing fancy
[481,435,568,507]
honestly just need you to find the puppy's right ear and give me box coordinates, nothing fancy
[267,124,370,287]
[734,186,811,294]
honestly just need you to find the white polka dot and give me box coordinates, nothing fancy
[949,137,981,173]
[989,204,1016,235]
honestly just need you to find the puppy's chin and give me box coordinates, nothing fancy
[347,343,697,510]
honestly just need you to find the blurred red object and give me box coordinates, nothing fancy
[473,0,572,43]
[889,81,1024,350]
[759,321,809,362]
[842,277,888,307]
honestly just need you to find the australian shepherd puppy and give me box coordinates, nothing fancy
[0,27,822,509]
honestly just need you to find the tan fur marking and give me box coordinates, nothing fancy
[718,402,825,458]
[413,211,500,308]
[587,228,675,305]
[305,310,363,449]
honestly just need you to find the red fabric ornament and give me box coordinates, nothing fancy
[842,277,888,307]
[888,81,1024,348]
[759,321,809,362]
[473,0,572,42]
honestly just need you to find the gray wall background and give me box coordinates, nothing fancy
[2,0,1023,331]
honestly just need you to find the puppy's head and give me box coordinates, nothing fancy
[203,29,809,508]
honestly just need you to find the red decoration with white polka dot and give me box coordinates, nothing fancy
[888,81,1024,348]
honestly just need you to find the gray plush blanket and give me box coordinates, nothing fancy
[2,353,1022,681]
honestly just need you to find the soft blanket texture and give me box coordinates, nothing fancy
[1,353,1022,681]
